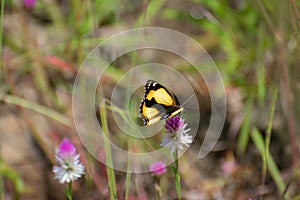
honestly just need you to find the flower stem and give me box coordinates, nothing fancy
[66,182,73,200]
[173,150,181,199]
[154,176,163,199]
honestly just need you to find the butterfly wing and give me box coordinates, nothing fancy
[140,80,183,126]
[140,103,166,125]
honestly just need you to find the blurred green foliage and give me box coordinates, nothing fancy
[0,158,27,199]
[1,0,300,198]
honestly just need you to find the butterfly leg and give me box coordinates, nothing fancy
[161,113,170,120]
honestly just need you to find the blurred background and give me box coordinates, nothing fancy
[0,0,300,199]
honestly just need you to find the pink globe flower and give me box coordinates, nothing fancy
[150,161,167,175]
[23,0,36,9]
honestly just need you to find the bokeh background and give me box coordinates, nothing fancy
[1,0,300,199]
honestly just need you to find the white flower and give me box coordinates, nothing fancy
[53,138,85,184]
[161,116,192,153]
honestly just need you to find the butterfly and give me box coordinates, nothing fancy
[140,80,184,126]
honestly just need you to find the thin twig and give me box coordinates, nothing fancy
[290,0,300,30]
[256,0,279,41]
[289,0,298,35]
[0,0,4,84]
[279,49,299,168]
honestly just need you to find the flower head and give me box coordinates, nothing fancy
[165,116,185,133]
[221,153,238,175]
[161,116,192,153]
[58,138,76,157]
[53,138,85,184]
[150,161,167,175]
[23,0,36,9]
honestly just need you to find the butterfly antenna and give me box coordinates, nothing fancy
[181,93,195,106]
[181,93,200,110]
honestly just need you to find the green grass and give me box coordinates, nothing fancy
[0,94,71,127]
[1,0,300,198]
[100,100,117,199]
[0,157,27,200]
[251,128,289,198]
[237,89,255,155]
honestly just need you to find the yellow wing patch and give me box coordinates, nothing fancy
[146,88,174,106]
[142,104,162,125]
[142,104,160,119]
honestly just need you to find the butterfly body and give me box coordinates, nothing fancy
[140,80,184,126]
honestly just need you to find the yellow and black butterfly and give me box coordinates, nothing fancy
[140,80,184,126]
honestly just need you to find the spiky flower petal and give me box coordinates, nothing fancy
[161,116,192,153]
[53,138,85,184]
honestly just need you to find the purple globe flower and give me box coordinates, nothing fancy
[53,138,85,184]
[165,116,185,133]
[161,116,192,153]
[58,138,76,157]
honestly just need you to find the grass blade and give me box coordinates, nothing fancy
[100,100,117,199]
[0,94,71,127]
[251,128,289,198]
[261,87,278,199]
[237,89,255,155]
[125,154,131,200]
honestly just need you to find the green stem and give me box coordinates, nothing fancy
[100,101,117,199]
[125,170,131,200]
[0,156,4,200]
[125,139,132,200]
[66,182,73,200]
[173,150,181,199]
[261,87,278,199]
